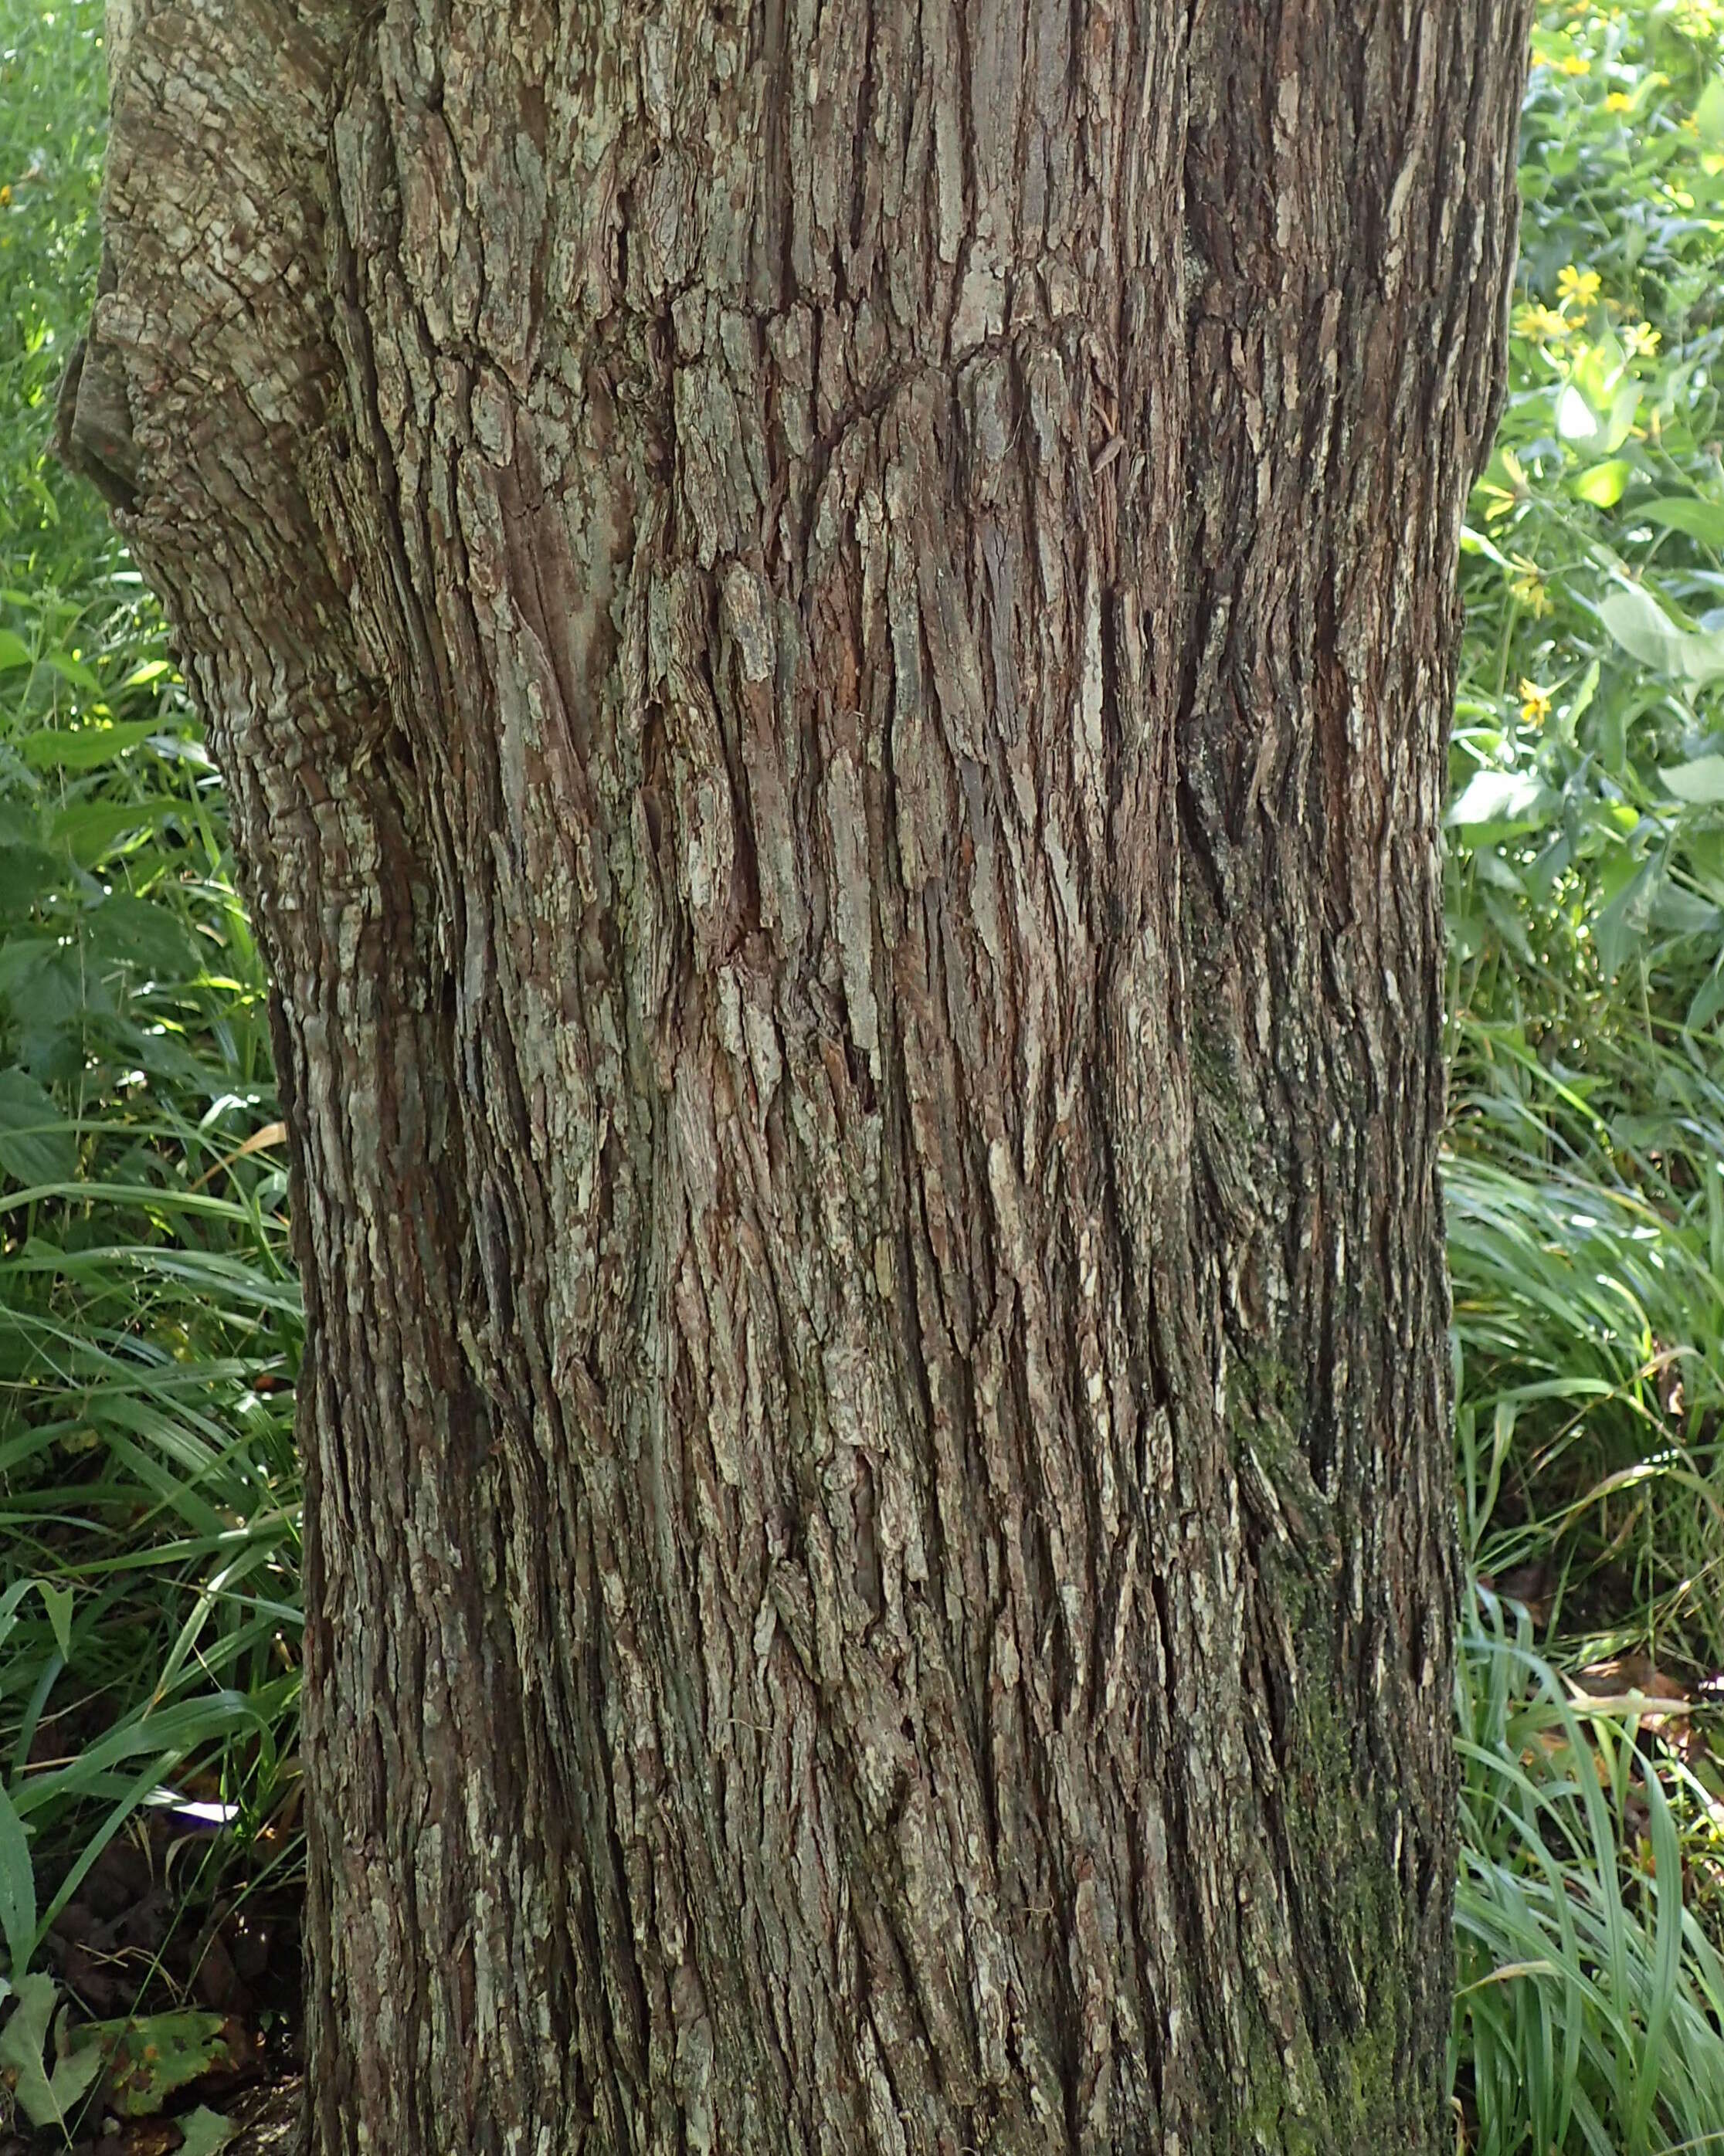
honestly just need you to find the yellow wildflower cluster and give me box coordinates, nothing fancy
[1519,680,1555,725]
[1514,302,1573,343]
[1513,266,1609,348]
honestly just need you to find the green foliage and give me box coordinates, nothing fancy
[1447,7,1724,2150]
[1454,1599,1724,2156]
[1451,0,1724,1036]
[0,0,304,2022]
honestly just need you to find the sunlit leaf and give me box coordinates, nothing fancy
[1556,383,1600,441]
[1597,585,1724,686]
[1640,496,1724,550]
[1572,458,1631,506]
[1448,769,1555,827]
[1659,754,1724,804]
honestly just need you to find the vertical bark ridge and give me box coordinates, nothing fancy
[83,2,1532,2150]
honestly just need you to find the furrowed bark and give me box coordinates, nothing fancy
[77,2,1532,2150]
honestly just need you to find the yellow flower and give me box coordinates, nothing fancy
[1515,302,1573,342]
[1624,320,1661,358]
[1557,266,1603,305]
[1605,90,1633,111]
[1519,680,1555,724]
[1510,566,1553,619]
[0,185,10,208]
[1559,53,1592,75]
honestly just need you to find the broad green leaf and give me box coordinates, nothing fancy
[83,894,203,978]
[1597,585,1724,686]
[1594,853,1662,978]
[71,2009,239,2117]
[14,720,161,771]
[0,629,32,670]
[1648,881,1721,933]
[1640,496,1724,550]
[1481,890,1535,965]
[0,1778,35,1978]
[0,1069,76,1187]
[1572,459,1631,507]
[0,1973,104,2130]
[0,842,65,920]
[1697,75,1724,147]
[178,2109,237,2154]
[1658,754,1724,804]
[1600,379,1640,456]
[42,649,102,693]
[1448,769,1553,828]
[1556,384,1600,442]
[49,795,181,869]
[1576,331,1628,408]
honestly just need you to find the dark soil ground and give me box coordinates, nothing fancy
[2,1814,303,2156]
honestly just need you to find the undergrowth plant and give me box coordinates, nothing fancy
[2,4,1723,2154]
[1447,3,1724,2148]
[0,0,304,2042]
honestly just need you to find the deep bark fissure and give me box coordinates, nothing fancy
[70,2,1535,2150]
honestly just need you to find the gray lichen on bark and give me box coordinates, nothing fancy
[76,3,1532,2151]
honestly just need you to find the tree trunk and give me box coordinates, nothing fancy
[71,2,1530,2148]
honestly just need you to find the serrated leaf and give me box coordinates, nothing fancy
[1658,754,1724,804]
[1598,585,1724,686]
[0,1974,100,2129]
[0,1069,76,1188]
[70,2009,239,2117]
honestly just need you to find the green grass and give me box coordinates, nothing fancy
[1454,1598,1724,2156]
[0,0,304,2002]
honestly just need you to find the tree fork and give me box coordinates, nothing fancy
[74,2,1532,2149]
